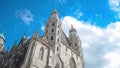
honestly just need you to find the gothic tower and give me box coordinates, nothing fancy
[0,9,85,68]
[0,32,5,51]
[45,9,62,53]
[69,25,82,55]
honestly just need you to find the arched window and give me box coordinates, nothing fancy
[57,38,59,42]
[55,63,59,68]
[58,31,59,34]
[39,47,44,60]
[75,43,77,46]
[57,46,59,51]
[70,58,76,68]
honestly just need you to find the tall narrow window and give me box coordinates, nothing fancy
[51,28,54,32]
[57,38,59,42]
[75,43,77,46]
[39,47,44,60]
[58,31,59,34]
[51,36,53,40]
[57,46,59,51]
[52,23,55,26]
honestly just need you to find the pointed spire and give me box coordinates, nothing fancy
[52,9,58,15]
[23,33,27,39]
[71,24,74,29]
[70,24,77,33]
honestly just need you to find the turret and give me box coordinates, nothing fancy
[69,25,77,38]
[69,25,81,54]
[0,32,5,51]
[44,9,62,53]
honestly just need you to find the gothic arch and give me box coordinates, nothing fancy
[39,47,44,60]
[70,57,76,68]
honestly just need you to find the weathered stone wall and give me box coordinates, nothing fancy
[30,41,48,68]
[48,43,83,68]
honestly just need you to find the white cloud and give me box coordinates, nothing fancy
[104,52,120,68]
[73,9,83,19]
[109,0,120,12]
[108,0,120,18]
[67,6,83,19]
[61,16,120,68]
[41,25,45,31]
[16,9,34,25]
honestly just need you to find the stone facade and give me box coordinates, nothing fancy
[0,9,84,68]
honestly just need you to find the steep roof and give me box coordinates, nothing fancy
[60,30,70,46]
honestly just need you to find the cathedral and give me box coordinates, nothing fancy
[0,9,84,68]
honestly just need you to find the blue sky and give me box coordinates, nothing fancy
[0,0,120,68]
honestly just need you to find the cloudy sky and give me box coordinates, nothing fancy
[0,0,120,68]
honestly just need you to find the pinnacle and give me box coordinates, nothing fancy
[71,24,74,29]
[70,24,77,32]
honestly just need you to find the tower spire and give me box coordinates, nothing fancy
[70,24,77,33]
[71,24,74,29]
[52,9,58,15]
[44,9,61,53]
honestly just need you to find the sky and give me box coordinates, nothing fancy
[0,0,120,68]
